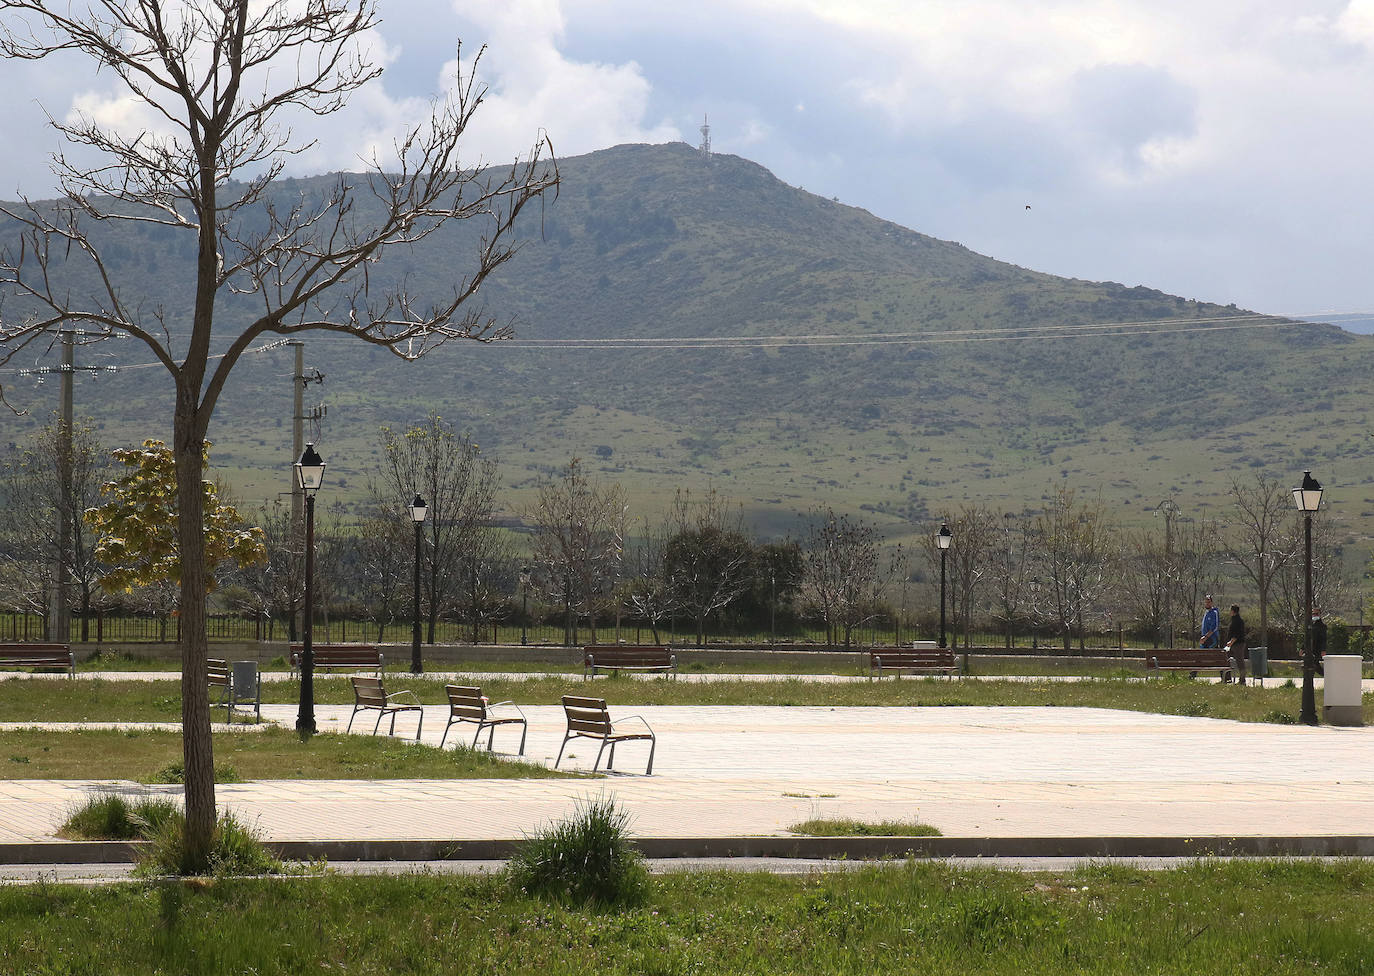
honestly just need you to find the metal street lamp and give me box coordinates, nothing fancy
[1156,498,1180,647]
[770,572,777,648]
[409,493,427,674]
[520,566,530,646]
[293,443,325,738]
[1292,470,1323,726]
[937,522,952,649]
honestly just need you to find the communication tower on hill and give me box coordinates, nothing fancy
[698,114,711,158]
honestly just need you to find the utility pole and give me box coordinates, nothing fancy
[50,333,73,642]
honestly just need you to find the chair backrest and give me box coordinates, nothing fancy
[562,695,612,735]
[207,659,230,686]
[446,685,487,720]
[231,660,259,701]
[351,675,386,707]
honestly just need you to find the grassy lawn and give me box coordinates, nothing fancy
[1,672,1367,727]
[0,859,1371,974]
[0,726,576,782]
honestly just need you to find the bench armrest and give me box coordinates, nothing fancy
[487,700,526,719]
[612,714,655,735]
[385,690,421,705]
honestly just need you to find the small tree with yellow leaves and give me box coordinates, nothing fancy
[86,441,267,603]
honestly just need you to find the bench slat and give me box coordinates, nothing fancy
[0,643,75,677]
[869,647,959,679]
[583,645,676,680]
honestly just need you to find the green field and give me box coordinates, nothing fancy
[0,860,1371,974]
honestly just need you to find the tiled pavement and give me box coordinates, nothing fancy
[2,702,1372,849]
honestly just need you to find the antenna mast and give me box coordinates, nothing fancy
[698,114,712,158]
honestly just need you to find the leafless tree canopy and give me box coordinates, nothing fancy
[1226,472,1298,650]
[0,0,556,867]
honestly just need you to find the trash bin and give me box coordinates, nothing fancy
[231,660,261,722]
[1322,655,1364,727]
[1248,645,1268,682]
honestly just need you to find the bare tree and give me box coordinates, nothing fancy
[0,414,111,639]
[664,488,752,647]
[945,504,997,648]
[1273,511,1345,642]
[528,459,626,646]
[1226,473,1298,653]
[0,1,555,865]
[1117,526,1170,644]
[1031,487,1115,651]
[986,511,1032,650]
[235,499,304,641]
[801,507,894,648]
[372,413,500,644]
[350,502,410,643]
[624,516,680,645]
[1172,518,1227,646]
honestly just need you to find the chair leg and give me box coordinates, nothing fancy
[472,724,483,750]
[440,718,453,749]
[594,739,609,772]
[517,720,527,756]
[373,711,384,735]
[555,732,573,768]
[347,706,359,734]
[488,725,496,750]
[413,712,422,741]
[645,735,655,776]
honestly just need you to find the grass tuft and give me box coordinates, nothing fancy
[136,809,281,877]
[60,791,180,841]
[790,817,942,837]
[505,795,650,907]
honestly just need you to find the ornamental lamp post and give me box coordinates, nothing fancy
[937,522,953,649]
[293,443,325,738]
[409,493,427,674]
[520,566,531,646]
[1292,470,1323,726]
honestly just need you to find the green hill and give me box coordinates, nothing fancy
[4,142,1370,547]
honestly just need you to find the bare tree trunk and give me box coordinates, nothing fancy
[174,402,214,868]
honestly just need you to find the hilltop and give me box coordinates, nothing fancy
[4,142,1370,544]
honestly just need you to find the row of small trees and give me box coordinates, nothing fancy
[0,411,1351,653]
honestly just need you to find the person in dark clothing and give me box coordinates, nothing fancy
[1225,604,1248,685]
[1312,609,1327,677]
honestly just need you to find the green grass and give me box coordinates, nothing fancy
[0,726,580,781]
[791,817,942,837]
[2,671,1366,728]
[1,859,1372,973]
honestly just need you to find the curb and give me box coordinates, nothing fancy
[5,835,1374,865]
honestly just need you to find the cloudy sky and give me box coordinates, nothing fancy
[1,0,1372,325]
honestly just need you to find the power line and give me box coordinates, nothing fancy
[0,310,1325,373]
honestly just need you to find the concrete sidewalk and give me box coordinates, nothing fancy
[2,705,1372,863]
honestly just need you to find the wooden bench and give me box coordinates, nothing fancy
[1145,648,1235,680]
[869,647,961,679]
[583,644,676,680]
[556,695,656,775]
[347,675,423,739]
[207,659,261,724]
[0,643,74,677]
[440,684,527,754]
[290,643,384,677]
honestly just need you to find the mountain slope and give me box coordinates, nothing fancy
[3,142,1369,543]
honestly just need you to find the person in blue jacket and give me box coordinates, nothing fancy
[1200,596,1220,648]
[1195,596,1220,680]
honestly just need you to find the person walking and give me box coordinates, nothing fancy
[1196,596,1220,679]
[1225,604,1248,685]
[1200,596,1220,648]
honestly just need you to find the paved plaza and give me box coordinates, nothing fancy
[3,694,1373,859]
